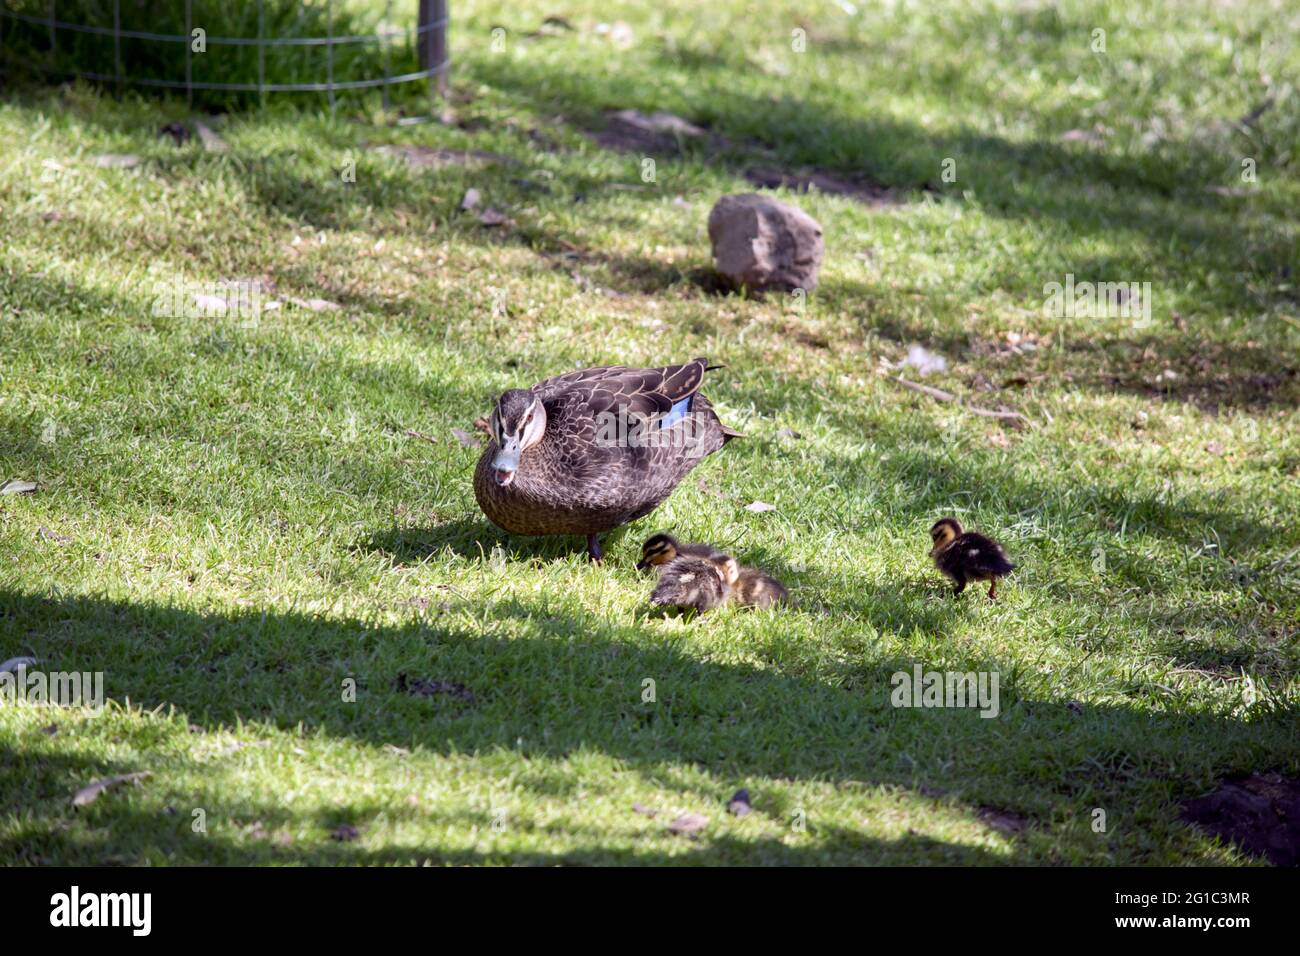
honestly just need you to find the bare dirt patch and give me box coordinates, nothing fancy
[744,167,901,207]
[1182,771,1300,866]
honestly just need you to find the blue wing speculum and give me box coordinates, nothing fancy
[660,395,693,428]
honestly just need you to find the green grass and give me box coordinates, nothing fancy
[1,0,1298,865]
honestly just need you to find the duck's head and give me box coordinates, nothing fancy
[637,533,680,570]
[489,389,547,487]
[712,554,740,586]
[929,517,963,554]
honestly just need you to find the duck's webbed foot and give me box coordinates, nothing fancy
[586,534,604,564]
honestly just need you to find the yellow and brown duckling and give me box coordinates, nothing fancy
[636,532,726,571]
[731,566,789,608]
[650,553,739,614]
[639,533,788,611]
[929,517,1015,601]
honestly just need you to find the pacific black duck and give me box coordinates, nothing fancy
[473,358,740,561]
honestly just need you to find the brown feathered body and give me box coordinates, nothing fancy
[650,555,731,613]
[732,568,789,608]
[930,517,1015,599]
[474,359,735,538]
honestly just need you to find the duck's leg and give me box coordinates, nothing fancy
[586,534,604,564]
[987,578,998,601]
[952,572,966,597]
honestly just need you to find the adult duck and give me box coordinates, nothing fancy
[473,358,739,561]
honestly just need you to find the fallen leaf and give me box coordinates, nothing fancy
[473,416,492,434]
[668,812,708,835]
[727,789,752,817]
[745,500,776,513]
[93,153,141,169]
[288,296,341,312]
[900,343,948,376]
[41,723,59,735]
[1000,376,1030,389]
[192,120,229,154]
[193,293,228,316]
[0,479,37,495]
[72,772,151,808]
[478,207,510,227]
[451,428,482,448]
[37,526,71,545]
[404,428,438,445]
[1205,441,1225,455]
[987,431,1011,449]
[461,187,481,211]
[776,427,802,440]
[0,657,38,674]
[330,823,360,841]
[632,802,658,818]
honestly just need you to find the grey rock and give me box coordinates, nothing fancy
[707,193,823,292]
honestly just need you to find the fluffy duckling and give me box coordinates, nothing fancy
[929,517,1015,600]
[636,532,725,571]
[732,566,789,608]
[650,554,739,614]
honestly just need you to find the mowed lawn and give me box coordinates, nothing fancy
[1,0,1298,865]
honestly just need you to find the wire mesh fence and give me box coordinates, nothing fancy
[0,0,449,116]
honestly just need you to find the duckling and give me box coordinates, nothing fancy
[650,554,739,614]
[731,566,789,608]
[929,517,1015,600]
[636,532,726,572]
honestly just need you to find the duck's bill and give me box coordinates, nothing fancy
[490,447,520,486]
[634,559,650,571]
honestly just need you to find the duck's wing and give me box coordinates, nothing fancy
[959,533,1015,575]
[533,357,711,421]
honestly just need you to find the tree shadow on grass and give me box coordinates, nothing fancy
[0,737,1015,865]
[2,587,1296,864]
